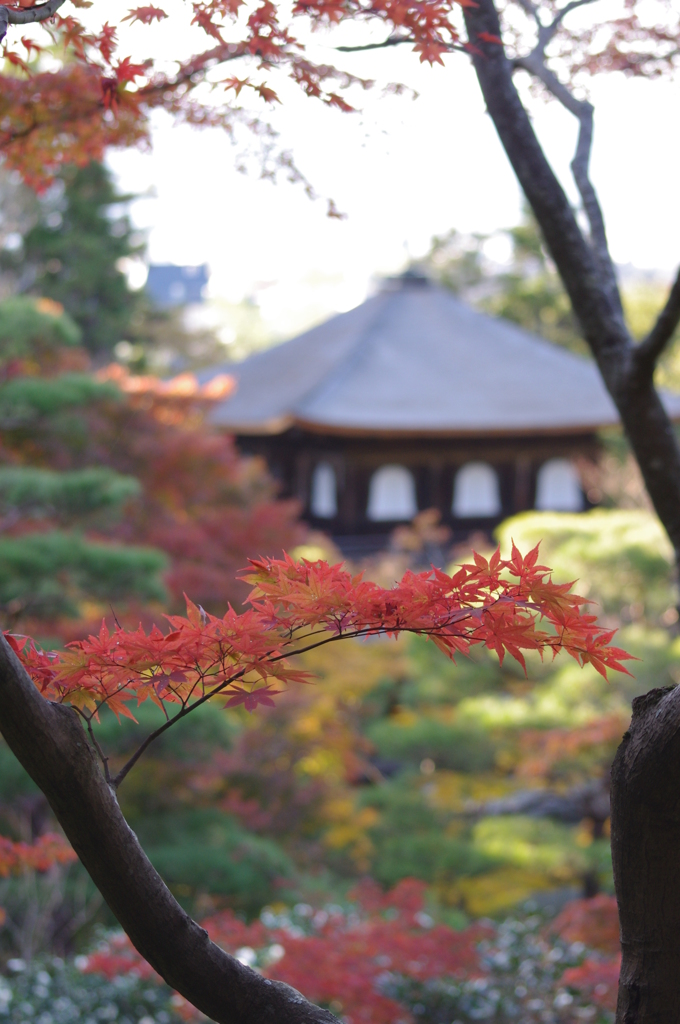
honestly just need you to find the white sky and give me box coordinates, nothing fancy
[107,31,680,341]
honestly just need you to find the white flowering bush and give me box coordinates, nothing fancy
[0,957,183,1024]
[382,910,616,1023]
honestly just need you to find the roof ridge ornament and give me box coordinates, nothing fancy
[382,267,431,291]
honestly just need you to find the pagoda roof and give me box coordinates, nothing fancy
[204,274,680,437]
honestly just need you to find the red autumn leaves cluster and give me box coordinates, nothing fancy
[0,832,77,927]
[2,0,678,189]
[81,878,490,1024]
[78,882,623,1022]
[7,543,632,723]
[550,894,621,1013]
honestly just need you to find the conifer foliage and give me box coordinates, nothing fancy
[0,296,166,627]
[4,162,142,355]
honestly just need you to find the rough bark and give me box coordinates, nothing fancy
[611,685,680,1021]
[462,0,680,567]
[0,633,339,1024]
[0,0,69,43]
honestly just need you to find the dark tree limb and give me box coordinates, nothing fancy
[463,0,680,568]
[0,634,339,1024]
[0,0,68,42]
[611,685,680,1022]
[633,265,680,380]
[467,777,610,826]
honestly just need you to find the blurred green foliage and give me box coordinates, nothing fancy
[0,294,167,628]
[140,809,293,916]
[5,163,143,355]
[0,296,81,359]
[0,531,166,621]
[496,509,674,622]
[0,375,118,426]
[0,467,140,521]
[366,717,497,773]
[0,957,182,1022]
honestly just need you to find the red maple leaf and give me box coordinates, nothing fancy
[223,685,283,712]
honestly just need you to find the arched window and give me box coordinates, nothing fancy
[310,462,337,518]
[367,465,418,522]
[452,462,501,517]
[535,458,583,511]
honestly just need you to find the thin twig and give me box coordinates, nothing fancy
[337,35,412,52]
[107,601,533,788]
[632,265,680,379]
[513,45,623,320]
[85,715,111,785]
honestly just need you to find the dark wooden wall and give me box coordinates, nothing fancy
[235,429,598,556]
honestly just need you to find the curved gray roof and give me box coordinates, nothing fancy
[205,275,680,436]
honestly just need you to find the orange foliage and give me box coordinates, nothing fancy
[0,832,76,876]
[95,366,300,611]
[517,715,628,779]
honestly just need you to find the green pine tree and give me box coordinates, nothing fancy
[0,296,166,628]
[17,162,143,355]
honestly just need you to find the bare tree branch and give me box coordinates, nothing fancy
[0,0,68,41]
[513,50,623,319]
[337,34,411,52]
[532,0,598,60]
[633,265,680,378]
[463,0,680,567]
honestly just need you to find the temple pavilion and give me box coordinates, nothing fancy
[203,272,680,556]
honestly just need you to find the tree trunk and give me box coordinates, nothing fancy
[611,685,680,1022]
[461,0,680,568]
[0,635,339,1024]
[460,2,680,1017]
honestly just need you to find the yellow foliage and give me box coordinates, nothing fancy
[321,797,379,869]
[296,748,344,779]
[472,817,588,876]
[574,826,594,848]
[427,771,518,813]
[449,868,557,916]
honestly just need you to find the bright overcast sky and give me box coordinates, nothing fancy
[107,31,680,340]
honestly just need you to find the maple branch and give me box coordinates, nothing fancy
[139,43,250,98]
[110,694,219,789]
[0,633,340,1024]
[84,712,112,785]
[336,34,411,51]
[0,0,67,41]
[632,265,680,380]
[109,628,374,788]
[108,611,488,789]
